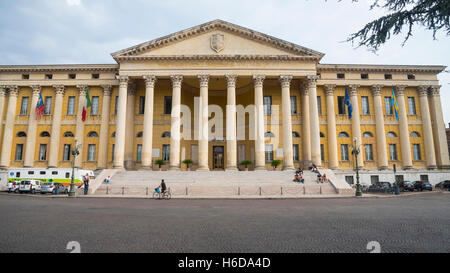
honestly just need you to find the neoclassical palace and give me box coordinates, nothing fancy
[0,20,449,174]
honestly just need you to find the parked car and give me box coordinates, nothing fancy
[41,182,68,195]
[19,180,42,194]
[413,181,433,191]
[11,181,21,193]
[399,181,415,192]
[435,180,450,190]
[368,182,394,193]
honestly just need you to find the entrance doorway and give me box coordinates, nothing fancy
[213,146,224,170]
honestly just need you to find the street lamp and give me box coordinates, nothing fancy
[351,137,363,197]
[68,140,81,197]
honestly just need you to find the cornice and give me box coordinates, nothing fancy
[317,64,446,74]
[114,55,320,62]
[0,64,119,73]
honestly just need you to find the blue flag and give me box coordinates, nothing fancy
[345,88,353,119]
[391,89,399,121]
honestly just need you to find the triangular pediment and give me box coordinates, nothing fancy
[112,20,324,61]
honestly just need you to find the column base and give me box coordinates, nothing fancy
[225,166,239,172]
[438,165,450,170]
[169,166,181,171]
[141,166,153,170]
[254,166,267,171]
[402,166,413,170]
[113,166,124,170]
[378,166,389,171]
[302,160,312,169]
[283,166,295,171]
[196,166,210,172]
[427,165,437,170]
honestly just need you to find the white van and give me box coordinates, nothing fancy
[19,180,42,194]
[7,168,95,187]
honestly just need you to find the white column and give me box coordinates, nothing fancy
[0,87,7,165]
[170,75,183,170]
[395,85,413,170]
[371,85,389,170]
[141,76,157,170]
[114,76,128,169]
[75,85,87,168]
[197,75,210,171]
[48,85,65,168]
[324,84,338,170]
[280,75,295,170]
[124,81,136,170]
[23,86,41,167]
[97,85,112,169]
[428,85,450,169]
[349,84,364,169]
[0,86,19,168]
[418,86,437,169]
[226,74,238,171]
[308,76,321,167]
[253,75,266,171]
[301,82,311,168]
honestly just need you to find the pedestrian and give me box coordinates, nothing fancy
[7,181,13,193]
[83,173,90,195]
[104,176,111,184]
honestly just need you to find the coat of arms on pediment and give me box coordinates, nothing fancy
[210,33,225,53]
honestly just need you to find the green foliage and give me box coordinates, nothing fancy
[155,159,165,168]
[271,160,282,168]
[182,159,193,168]
[240,160,252,168]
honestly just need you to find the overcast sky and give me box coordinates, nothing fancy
[0,0,449,125]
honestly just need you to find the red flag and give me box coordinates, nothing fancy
[35,89,45,120]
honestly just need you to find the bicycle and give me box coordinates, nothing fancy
[153,187,172,200]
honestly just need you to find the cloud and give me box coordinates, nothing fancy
[66,0,81,6]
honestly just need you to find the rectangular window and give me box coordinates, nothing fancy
[20,97,29,115]
[317,96,322,115]
[264,96,272,115]
[67,96,75,115]
[162,145,170,162]
[139,96,145,115]
[115,96,119,115]
[111,144,115,161]
[337,73,345,79]
[44,96,52,115]
[370,176,379,185]
[22,74,30,80]
[290,96,297,114]
[408,97,416,115]
[265,144,274,162]
[413,144,421,161]
[389,144,397,161]
[364,144,373,161]
[337,96,346,115]
[63,144,71,161]
[88,144,96,161]
[137,144,142,162]
[420,175,429,182]
[293,144,299,162]
[164,96,172,115]
[408,74,416,80]
[361,96,370,115]
[45,74,53,80]
[39,144,47,161]
[68,74,76,79]
[91,96,99,115]
[385,97,393,115]
[361,74,369,79]
[238,144,245,164]
[92,74,100,79]
[341,144,349,161]
[320,144,325,161]
[15,144,23,161]
[384,74,392,80]
[345,176,354,185]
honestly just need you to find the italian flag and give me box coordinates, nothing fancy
[82,88,91,122]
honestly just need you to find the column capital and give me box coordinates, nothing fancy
[280,75,293,88]
[324,84,336,96]
[117,75,129,88]
[225,74,238,88]
[253,75,265,88]
[198,75,210,88]
[101,85,113,96]
[348,84,360,96]
[171,75,184,88]
[31,85,41,95]
[0,86,6,96]
[371,85,383,96]
[53,85,66,96]
[429,85,441,96]
[143,75,157,89]
[306,75,319,89]
[417,85,428,97]
[7,86,19,97]
[395,85,407,96]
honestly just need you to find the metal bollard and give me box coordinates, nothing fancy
[146,187,148,196]
[106,186,109,195]
[259,187,262,196]
[320,186,322,195]
[238,187,240,196]
[281,187,283,196]
[122,187,125,195]
[303,186,306,195]
[186,187,188,196]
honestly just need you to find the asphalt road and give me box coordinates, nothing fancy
[0,193,449,253]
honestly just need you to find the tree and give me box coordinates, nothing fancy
[347,0,450,51]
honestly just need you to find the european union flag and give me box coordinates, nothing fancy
[345,88,353,119]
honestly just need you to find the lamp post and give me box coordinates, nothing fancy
[68,140,81,197]
[352,137,363,197]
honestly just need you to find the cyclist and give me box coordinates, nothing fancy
[155,179,167,196]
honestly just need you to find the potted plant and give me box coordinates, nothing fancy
[271,160,282,171]
[240,160,252,171]
[182,159,193,171]
[155,159,165,171]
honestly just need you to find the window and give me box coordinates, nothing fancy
[66,172,70,179]
[63,144,71,161]
[265,132,275,138]
[192,144,199,164]
[293,144,299,161]
[20,97,29,115]
[15,144,23,161]
[40,131,50,137]
[361,74,369,79]
[28,171,34,175]
[364,144,374,161]
[111,132,116,138]
[88,144,96,161]
[52,171,58,175]
[164,96,172,115]
[345,176,354,185]
[408,74,416,80]
[339,132,349,138]
[162,145,170,162]
[420,175,429,182]
[64,132,74,137]
[16,172,20,178]
[337,96,346,115]
[162,132,171,138]
[69,74,76,79]
[387,132,397,138]
[40,171,46,175]
[385,97,393,115]
[92,74,100,79]
[264,96,272,115]
[389,144,398,161]
[408,97,416,115]
[17,132,27,137]
[111,144,115,161]
[139,96,145,114]
[45,74,53,80]
[137,132,143,138]
[384,74,392,80]
[317,96,322,115]
[371,176,379,185]
[361,96,370,115]
[290,96,297,114]
[320,144,325,161]
[292,132,300,138]
[115,96,118,115]
[413,144,421,161]
[39,144,47,161]
[363,132,373,138]
[44,96,52,115]
[337,73,345,79]
[22,74,29,80]
[137,144,142,162]
[91,96,99,115]
[88,132,98,137]
[320,132,325,138]
[410,132,420,138]
[265,144,274,162]
[341,144,349,161]
[67,96,75,115]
